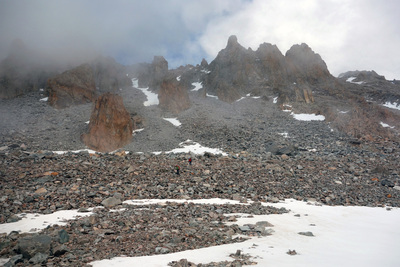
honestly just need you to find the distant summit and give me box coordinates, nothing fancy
[204,35,333,103]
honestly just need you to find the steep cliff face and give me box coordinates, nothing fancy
[46,64,96,109]
[81,92,133,152]
[206,36,258,102]
[91,56,132,93]
[158,76,191,114]
[203,36,332,103]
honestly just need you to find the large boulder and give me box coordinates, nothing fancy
[46,63,96,109]
[81,92,133,152]
[158,77,191,114]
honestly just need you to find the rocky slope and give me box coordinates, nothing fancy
[1,36,400,266]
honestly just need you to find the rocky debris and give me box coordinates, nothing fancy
[159,76,191,114]
[0,140,399,265]
[46,63,96,109]
[81,92,133,152]
[287,249,297,255]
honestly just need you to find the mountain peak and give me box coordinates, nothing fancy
[226,35,239,48]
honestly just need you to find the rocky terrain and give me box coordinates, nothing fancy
[1,36,400,266]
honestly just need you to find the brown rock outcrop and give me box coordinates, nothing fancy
[81,93,133,152]
[46,64,96,109]
[158,77,191,114]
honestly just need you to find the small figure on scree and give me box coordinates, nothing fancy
[188,157,192,165]
[175,165,180,175]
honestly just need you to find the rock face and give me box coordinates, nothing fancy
[81,92,133,152]
[91,56,132,93]
[0,39,55,99]
[133,56,169,89]
[204,35,332,103]
[46,64,96,109]
[158,76,191,114]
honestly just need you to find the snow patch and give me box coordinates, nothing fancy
[166,139,227,156]
[133,128,144,134]
[383,101,400,110]
[191,82,203,91]
[206,93,219,99]
[132,78,159,106]
[163,118,182,127]
[380,122,395,128]
[279,132,289,138]
[291,112,325,121]
[0,209,94,235]
[39,97,48,102]
[176,76,181,81]
[346,77,364,84]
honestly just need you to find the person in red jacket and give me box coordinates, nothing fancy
[188,157,192,165]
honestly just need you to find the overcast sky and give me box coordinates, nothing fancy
[1,0,399,79]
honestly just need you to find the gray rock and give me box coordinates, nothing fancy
[155,247,170,254]
[4,254,23,267]
[28,252,48,264]
[58,229,69,244]
[239,225,251,232]
[101,197,122,208]
[16,234,51,259]
[298,231,314,237]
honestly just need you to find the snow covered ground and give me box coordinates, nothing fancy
[88,199,400,267]
[2,199,399,267]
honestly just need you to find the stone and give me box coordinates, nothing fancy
[58,229,69,244]
[4,254,23,267]
[158,76,191,114]
[34,187,47,194]
[28,252,48,264]
[298,231,314,237]
[46,63,96,109]
[81,92,133,152]
[101,197,122,208]
[16,234,51,259]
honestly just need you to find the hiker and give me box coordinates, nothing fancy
[175,165,180,175]
[188,157,192,165]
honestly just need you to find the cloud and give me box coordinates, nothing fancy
[0,0,399,79]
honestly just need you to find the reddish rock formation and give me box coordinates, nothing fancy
[81,93,133,152]
[46,64,96,109]
[158,77,191,114]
